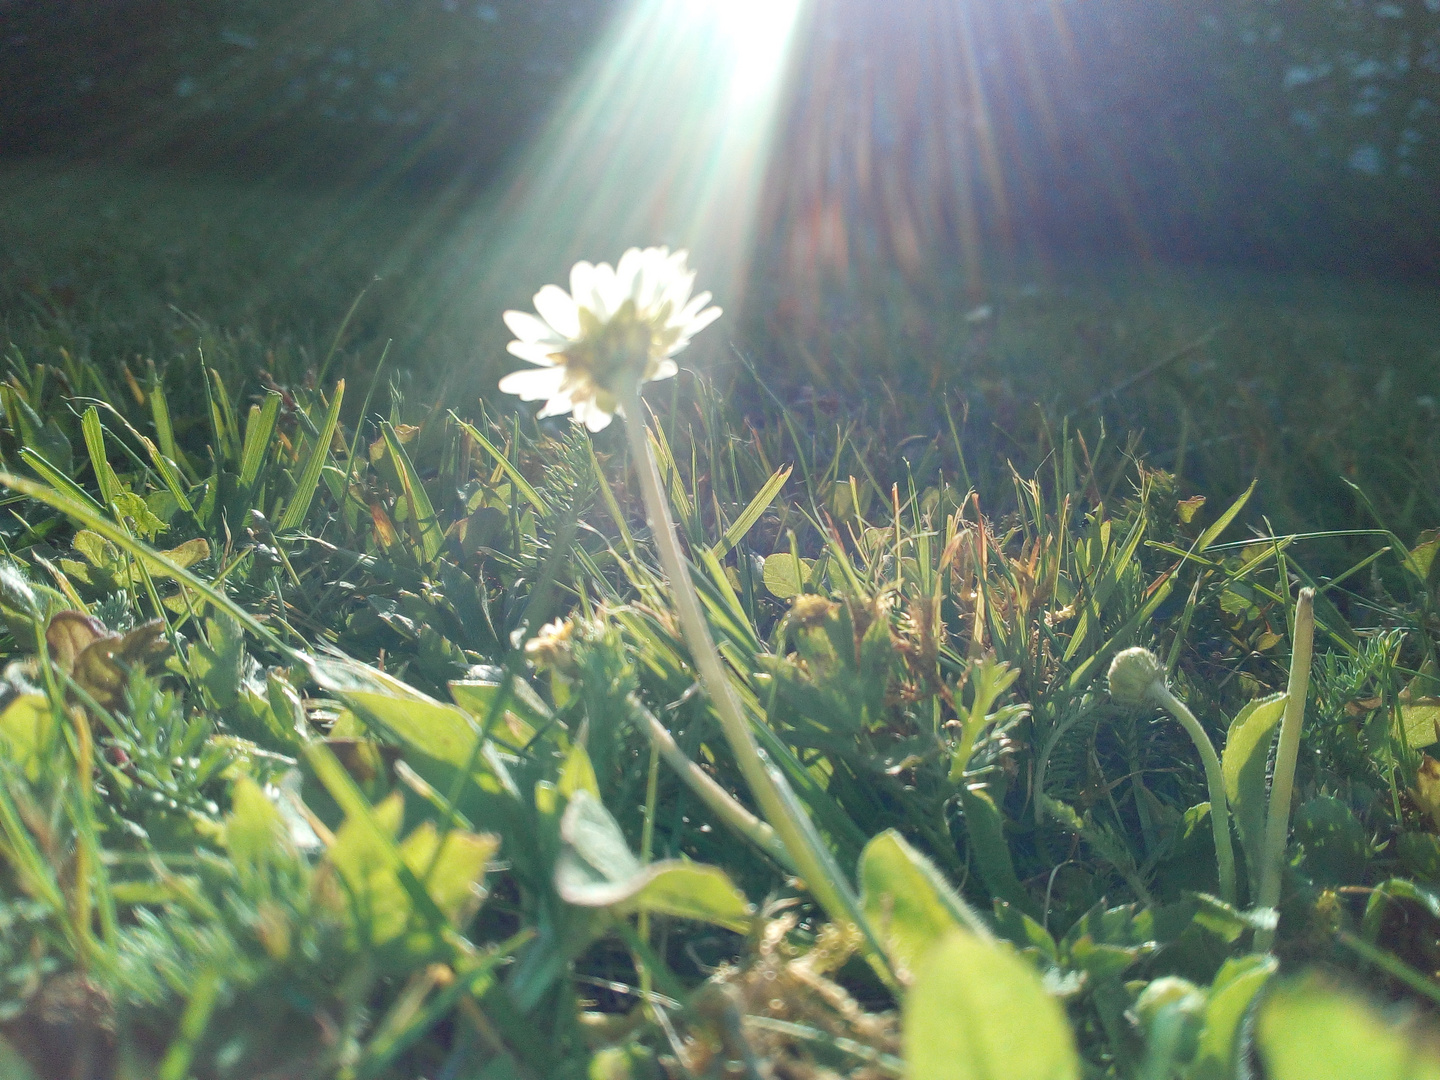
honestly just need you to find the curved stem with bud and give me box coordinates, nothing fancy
[1109,647,1236,906]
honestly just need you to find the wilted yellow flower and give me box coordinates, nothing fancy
[525,618,577,672]
[499,247,722,431]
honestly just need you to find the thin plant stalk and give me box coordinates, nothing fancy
[1151,683,1237,906]
[1254,587,1315,952]
[621,390,892,985]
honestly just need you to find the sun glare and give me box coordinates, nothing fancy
[426,0,808,362]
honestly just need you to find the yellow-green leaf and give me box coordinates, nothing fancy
[905,929,1080,1080]
[1257,975,1440,1080]
[0,695,57,781]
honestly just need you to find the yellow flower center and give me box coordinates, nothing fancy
[556,298,681,408]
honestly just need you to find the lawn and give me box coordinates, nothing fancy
[0,156,1437,1079]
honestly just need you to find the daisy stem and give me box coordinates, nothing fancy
[1150,682,1237,907]
[1254,587,1315,952]
[621,390,893,987]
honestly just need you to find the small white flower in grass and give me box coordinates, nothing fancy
[499,246,722,431]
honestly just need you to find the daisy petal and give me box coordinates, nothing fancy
[537,393,576,419]
[533,284,581,339]
[499,366,566,401]
[678,290,713,324]
[570,261,596,308]
[616,247,645,303]
[591,262,620,320]
[506,340,560,366]
[504,309,565,346]
[652,358,678,381]
[685,304,722,336]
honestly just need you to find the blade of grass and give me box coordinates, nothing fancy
[449,414,549,515]
[382,421,443,563]
[710,464,791,560]
[278,380,345,533]
[238,391,282,490]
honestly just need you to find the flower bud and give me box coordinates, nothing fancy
[1107,647,1166,706]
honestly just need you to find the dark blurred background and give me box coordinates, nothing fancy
[3,0,1437,280]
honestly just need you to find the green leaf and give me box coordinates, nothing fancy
[1257,975,1440,1080]
[1191,953,1277,1080]
[450,414,549,514]
[711,464,791,559]
[1403,531,1438,585]
[1398,698,1440,749]
[20,447,104,515]
[238,391,282,489]
[112,490,168,540]
[225,775,293,875]
[0,695,58,781]
[554,791,753,932]
[904,929,1080,1080]
[557,741,600,800]
[278,380,344,533]
[382,421,444,563]
[81,405,122,506]
[1194,479,1256,554]
[0,472,282,651]
[1222,691,1287,891]
[449,677,549,753]
[858,829,990,979]
[310,655,518,801]
[762,552,815,599]
[960,785,1039,918]
[1292,796,1368,885]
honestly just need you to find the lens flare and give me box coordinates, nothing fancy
[427,0,807,370]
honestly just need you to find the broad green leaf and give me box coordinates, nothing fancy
[224,775,293,876]
[1403,531,1438,584]
[310,654,518,800]
[858,829,989,979]
[1257,975,1440,1080]
[559,789,642,882]
[449,675,552,752]
[1292,796,1368,884]
[278,379,344,532]
[399,822,498,924]
[1398,699,1440,749]
[905,929,1080,1080]
[558,742,600,800]
[1223,691,1287,890]
[0,695,57,781]
[1191,953,1277,1080]
[554,791,752,932]
[960,785,1039,918]
[762,552,815,599]
[324,792,413,947]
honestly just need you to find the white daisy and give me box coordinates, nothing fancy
[498,247,722,431]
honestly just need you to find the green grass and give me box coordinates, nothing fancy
[0,156,1438,1079]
